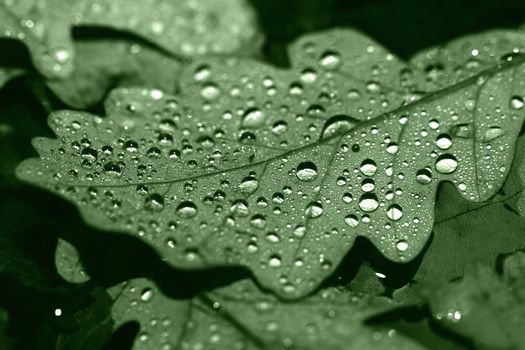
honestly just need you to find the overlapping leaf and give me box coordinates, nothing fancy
[0,0,260,80]
[17,29,525,298]
[55,241,425,350]
[419,251,525,349]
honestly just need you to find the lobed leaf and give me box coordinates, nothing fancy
[17,29,525,298]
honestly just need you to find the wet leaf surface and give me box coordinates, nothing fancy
[17,29,525,298]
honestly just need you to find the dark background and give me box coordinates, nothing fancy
[1,0,524,348]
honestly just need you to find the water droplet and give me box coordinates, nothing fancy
[242,108,266,129]
[344,214,359,228]
[359,193,379,212]
[271,120,288,135]
[104,161,122,177]
[176,201,198,218]
[320,51,341,70]
[483,126,505,142]
[435,154,458,174]
[416,168,432,184]
[305,201,324,218]
[296,162,318,181]
[141,288,154,302]
[510,95,524,110]
[361,178,375,192]
[386,142,399,155]
[435,134,452,150]
[268,255,282,267]
[81,147,98,162]
[396,240,409,252]
[144,193,165,212]
[360,159,377,176]
[200,83,221,100]
[250,214,267,229]
[386,204,403,221]
[239,176,259,194]
[450,123,472,138]
[320,115,359,139]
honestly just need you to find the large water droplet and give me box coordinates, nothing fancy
[416,168,432,184]
[435,154,458,174]
[396,240,409,252]
[386,204,403,221]
[296,161,318,181]
[344,214,359,228]
[320,115,359,139]
[450,123,472,138]
[141,288,154,302]
[359,193,379,212]
[239,176,259,194]
[144,193,165,212]
[510,95,524,110]
[360,159,377,176]
[242,108,266,129]
[305,201,324,218]
[483,126,505,142]
[320,51,341,70]
[435,134,452,150]
[176,201,198,218]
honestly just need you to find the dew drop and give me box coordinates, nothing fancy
[510,95,524,110]
[344,214,359,228]
[141,288,154,302]
[386,204,403,221]
[483,126,505,142]
[358,193,379,212]
[176,201,198,218]
[416,168,432,184]
[320,115,359,139]
[200,83,221,100]
[435,134,452,150]
[144,193,165,212]
[242,108,266,129]
[305,201,324,218]
[360,159,377,176]
[320,51,341,70]
[435,154,458,174]
[296,161,318,181]
[269,255,282,267]
[239,176,259,194]
[396,240,409,252]
[386,142,399,155]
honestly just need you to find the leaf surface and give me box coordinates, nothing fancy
[17,29,525,298]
